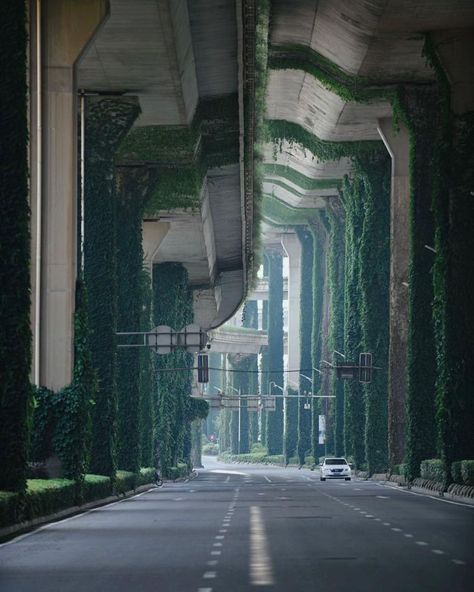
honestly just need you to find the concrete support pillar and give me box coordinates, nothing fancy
[281,234,301,391]
[377,118,410,468]
[30,0,107,390]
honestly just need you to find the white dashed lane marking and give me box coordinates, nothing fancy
[203,571,216,579]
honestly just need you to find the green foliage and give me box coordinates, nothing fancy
[202,442,219,455]
[393,85,440,480]
[264,163,340,191]
[84,97,141,478]
[356,153,391,474]
[262,194,319,226]
[0,0,31,493]
[420,459,444,483]
[186,398,210,422]
[460,461,474,486]
[265,250,284,455]
[434,111,474,479]
[139,268,156,468]
[296,228,313,465]
[115,170,158,474]
[165,463,189,481]
[114,470,136,495]
[268,43,399,104]
[268,119,382,163]
[341,175,365,468]
[116,95,239,217]
[153,263,193,475]
[326,208,345,456]
[284,388,299,464]
[309,217,327,461]
[30,281,96,484]
[82,474,112,503]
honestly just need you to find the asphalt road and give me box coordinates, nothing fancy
[1,456,472,592]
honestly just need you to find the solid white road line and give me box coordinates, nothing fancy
[250,506,275,586]
[264,476,272,483]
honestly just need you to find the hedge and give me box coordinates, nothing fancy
[0,468,159,530]
[420,459,444,483]
[451,460,474,486]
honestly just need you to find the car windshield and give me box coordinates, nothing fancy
[325,458,347,465]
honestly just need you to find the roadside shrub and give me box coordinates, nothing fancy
[25,479,77,521]
[392,464,406,477]
[451,461,463,484]
[460,460,474,486]
[420,459,444,483]
[115,471,136,494]
[0,492,20,528]
[165,462,189,481]
[202,443,219,455]
[266,455,284,464]
[82,474,112,503]
[136,467,156,487]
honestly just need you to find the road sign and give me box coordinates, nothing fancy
[262,396,276,411]
[359,352,373,383]
[336,363,357,380]
[222,398,240,409]
[198,353,209,383]
[246,397,259,411]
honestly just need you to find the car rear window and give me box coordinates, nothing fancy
[325,458,346,465]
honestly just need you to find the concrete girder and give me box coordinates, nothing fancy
[271,0,474,79]
[266,69,392,142]
[208,327,267,355]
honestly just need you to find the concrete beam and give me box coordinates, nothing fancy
[377,117,410,468]
[32,0,108,390]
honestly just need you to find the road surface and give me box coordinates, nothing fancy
[1,456,472,591]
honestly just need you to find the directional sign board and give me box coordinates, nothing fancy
[246,397,259,411]
[222,398,240,409]
[262,396,276,411]
[208,398,223,409]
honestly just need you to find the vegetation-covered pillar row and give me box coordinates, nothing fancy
[115,166,159,473]
[242,300,259,447]
[431,33,474,477]
[376,119,411,470]
[152,263,194,477]
[296,228,313,466]
[84,96,140,478]
[265,249,284,455]
[0,0,31,492]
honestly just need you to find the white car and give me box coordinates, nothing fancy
[320,457,352,481]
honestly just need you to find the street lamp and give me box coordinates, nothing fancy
[269,380,283,395]
[333,350,345,360]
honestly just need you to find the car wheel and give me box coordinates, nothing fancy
[345,477,351,481]
[320,477,326,481]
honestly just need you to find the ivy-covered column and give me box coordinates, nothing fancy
[115,167,159,473]
[431,34,474,478]
[326,207,345,456]
[377,118,412,471]
[296,228,313,465]
[0,1,31,492]
[265,249,284,455]
[342,175,366,468]
[356,153,391,474]
[395,86,440,479]
[139,268,155,467]
[84,96,140,477]
[153,263,193,476]
[242,301,259,446]
[309,217,328,462]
